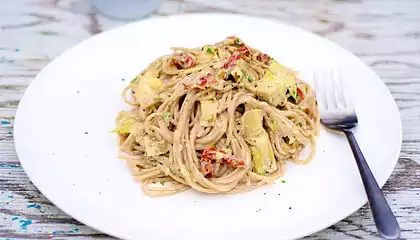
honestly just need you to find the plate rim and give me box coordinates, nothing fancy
[14,12,403,240]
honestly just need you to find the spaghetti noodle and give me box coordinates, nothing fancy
[114,37,319,197]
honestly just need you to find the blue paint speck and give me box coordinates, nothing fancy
[1,120,10,124]
[19,219,32,230]
[11,217,18,221]
[0,163,20,168]
[7,195,13,198]
[52,228,80,235]
[27,203,41,209]
[0,47,20,52]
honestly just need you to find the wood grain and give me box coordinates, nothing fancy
[0,0,419,239]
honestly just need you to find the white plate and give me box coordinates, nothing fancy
[14,14,402,240]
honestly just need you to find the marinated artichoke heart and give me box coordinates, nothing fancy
[256,60,298,106]
[143,135,170,156]
[113,112,138,134]
[134,72,163,106]
[243,109,277,175]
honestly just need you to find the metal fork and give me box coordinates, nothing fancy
[314,71,400,240]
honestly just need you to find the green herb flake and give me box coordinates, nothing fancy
[273,120,278,131]
[206,47,214,54]
[319,19,329,24]
[130,77,138,84]
[298,122,302,127]
[247,76,253,82]
[235,39,243,46]
[160,180,165,186]
[162,112,170,120]
[281,180,286,184]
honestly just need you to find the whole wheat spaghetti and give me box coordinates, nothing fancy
[114,37,319,197]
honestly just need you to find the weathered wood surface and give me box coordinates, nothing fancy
[0,0,419,239]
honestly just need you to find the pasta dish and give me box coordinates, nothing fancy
[114,37,319,197]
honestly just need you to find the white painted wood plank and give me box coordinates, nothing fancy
[0,0,419,239]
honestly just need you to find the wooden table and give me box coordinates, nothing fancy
[1,0,419,239]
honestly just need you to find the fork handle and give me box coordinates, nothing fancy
[343,130,400,239]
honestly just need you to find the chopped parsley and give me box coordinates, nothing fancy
[234,39,243,46]
[206,47,215,54]
[273,120,278,131]
[281,180,286,184]
[298,122,302,127]
[162,112,170,120]
[247,76,253,82]
[160,180,165,186]
[130,77,138,84]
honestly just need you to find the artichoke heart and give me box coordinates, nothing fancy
[242,109,277,175]
[113,112,138,134]
[143,135,170,156]
[134,72,163,106]
[255,60,298,106]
